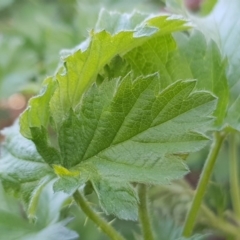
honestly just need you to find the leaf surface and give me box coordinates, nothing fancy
[92,178,139,221]
[3,10,217,220]
[55,75,216,219]
[0,181,78,240]
[174,30,228,126]
[186,0,240,130]
[20,10,191,135]
[0,121,53,184]
[57,75,216,174]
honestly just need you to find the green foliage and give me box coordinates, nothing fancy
[0,121,53,190]
[2,1,240,239]
[199,0,217,15]
[1,10,214,222]
[0,0,162,99]
[0,0,82,98]
[185,0,240,131]
[0,181,78,240]
[20,10,191,134]
[175,30,228,126]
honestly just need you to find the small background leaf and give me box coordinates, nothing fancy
[174,30,228,126]
[92,178,138,221]
[0,181,78,240]
[185,0,240,130]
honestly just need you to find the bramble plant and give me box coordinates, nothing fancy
[1,0,240,239]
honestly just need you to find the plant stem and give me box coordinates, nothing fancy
[182,132,226,237]
[73,190,125,240]
[229,134,240,218]
[138,184,154,240]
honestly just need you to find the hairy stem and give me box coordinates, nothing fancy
[229,134,240,218]
[182,132,226,237]
[73,190,125,240]
[138,184,154,240]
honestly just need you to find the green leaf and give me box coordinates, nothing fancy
[174,30,228,126]
[20,10,191,134]
[20,76,57,139]
[23,220,78,240]
[61,75,215,175]
[225,95,240,131]
[32,180,70,227]
[123,34,193,89]
[186,0,240,130]
[59,75,215,219]
[0,181,78,240]
[0,121,53,185]
[190,0,239,89]
[15,10,217,220]
[53,75,215,220]
[92,178,138,221]
[0,36,40,99]
[200,0,217,15]
[0,121,58,218]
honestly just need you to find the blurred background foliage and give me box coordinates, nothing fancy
[0,0,164,129]
[0,0,231,240]
[0,0,163,99]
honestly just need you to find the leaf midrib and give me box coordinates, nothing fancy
[81,83,213,164]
